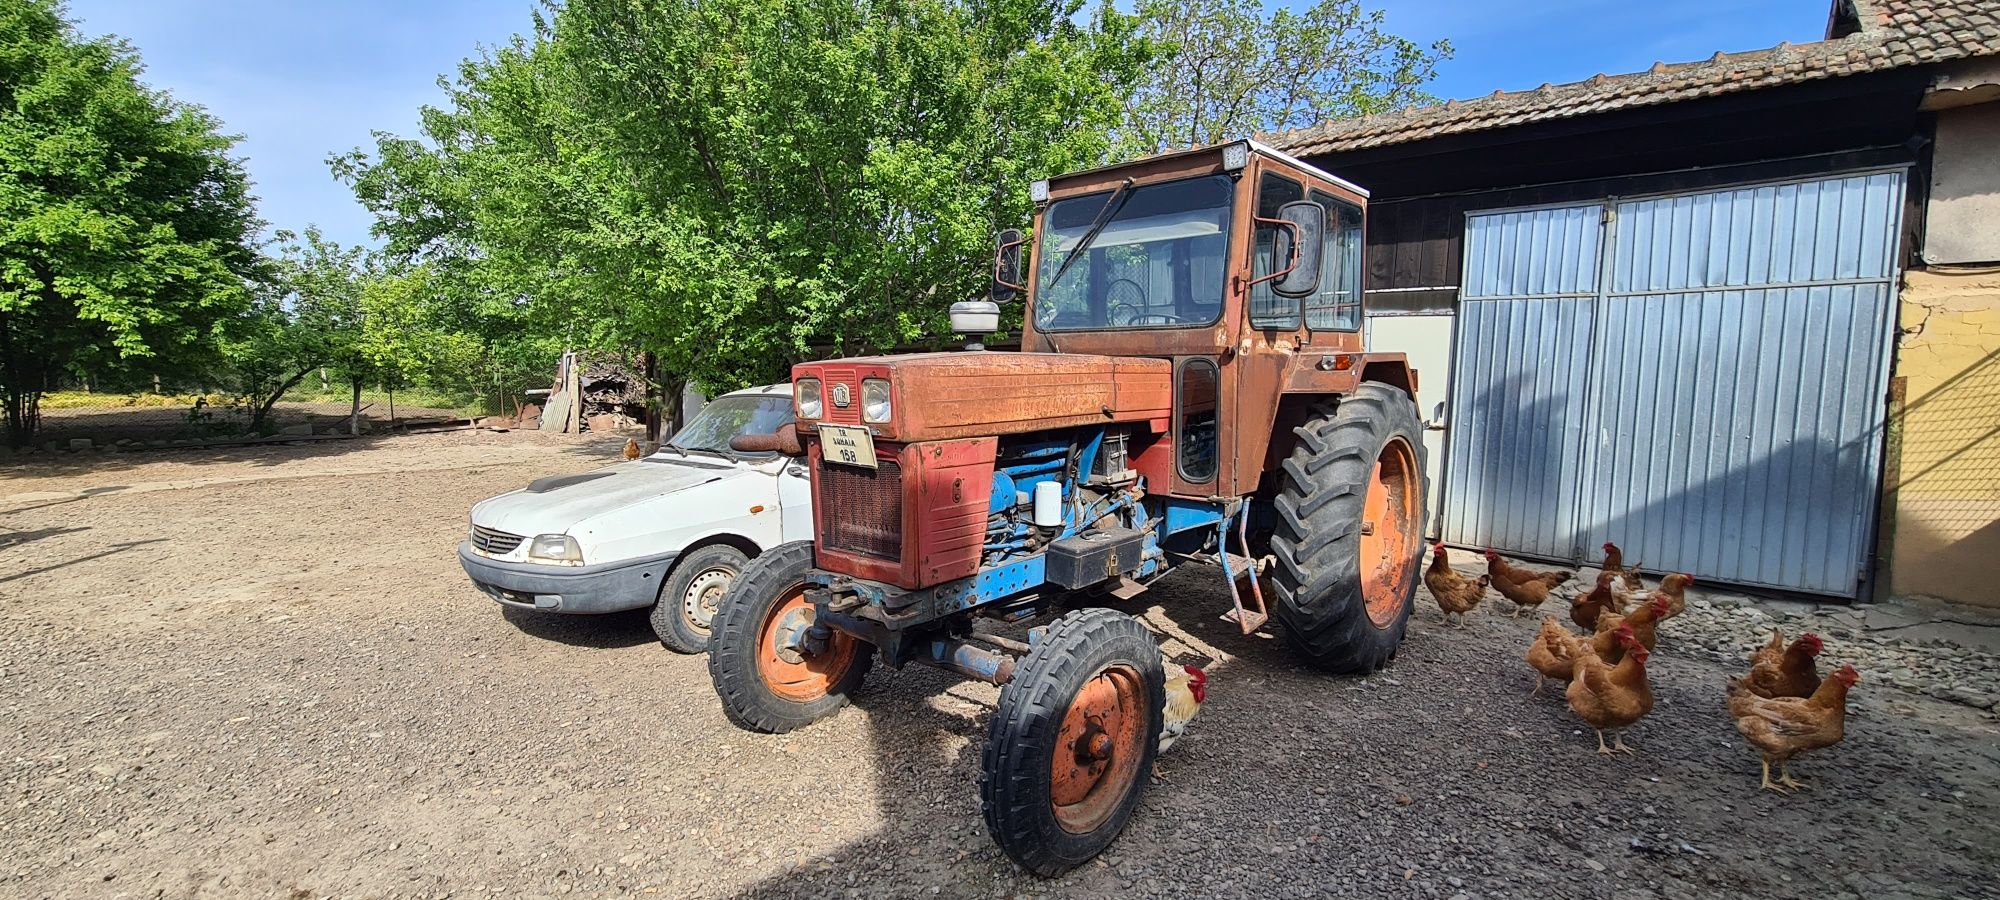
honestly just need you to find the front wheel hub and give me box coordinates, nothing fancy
[1050,665,1146,834]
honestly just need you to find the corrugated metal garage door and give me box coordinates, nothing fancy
[1441,171,1904,596]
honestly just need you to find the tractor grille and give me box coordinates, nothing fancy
[471,525,526,555]
[818,458,902,561]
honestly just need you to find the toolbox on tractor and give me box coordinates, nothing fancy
[707,140,1429,877]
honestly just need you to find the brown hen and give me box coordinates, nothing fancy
[1424,544,1489,626]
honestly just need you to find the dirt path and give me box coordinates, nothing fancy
[2,433,1994,900]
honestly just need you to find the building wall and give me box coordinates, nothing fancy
[1923,101,2000,265]
[1888,268,2000,607]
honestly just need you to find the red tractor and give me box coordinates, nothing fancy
[710,140,1427,875]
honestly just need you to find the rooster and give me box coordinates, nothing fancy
[1485,550,1574,618]
[1744,631,1824,700]
[622,438,642,460]
[1424,543,1489,626]
[1154,662,1207,779]
[1729,665,1859,792]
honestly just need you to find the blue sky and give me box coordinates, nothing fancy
[66,0,1832,250]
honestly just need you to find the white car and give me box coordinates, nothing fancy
[457,384,809,652]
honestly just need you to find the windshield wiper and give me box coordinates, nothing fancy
[1044,176,1134,293]
[674,445,735,461]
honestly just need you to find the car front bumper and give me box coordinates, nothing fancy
[457,541,679,614]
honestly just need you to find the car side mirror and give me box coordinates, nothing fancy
[1272,201,1325,298]
[992,228,1024,304]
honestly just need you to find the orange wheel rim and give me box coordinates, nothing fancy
[1359,437,1421,627]
[755,585,858,702]
[1049,664,1148,834]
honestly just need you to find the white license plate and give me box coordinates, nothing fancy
[818,424,878,469]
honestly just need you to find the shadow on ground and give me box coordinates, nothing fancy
[500,605,662,650]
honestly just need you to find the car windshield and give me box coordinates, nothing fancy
[663,394,794,457]
[1033,174,1235,331]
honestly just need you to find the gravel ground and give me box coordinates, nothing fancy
[2,432,1996,900]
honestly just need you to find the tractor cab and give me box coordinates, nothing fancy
[709,141,1428,878]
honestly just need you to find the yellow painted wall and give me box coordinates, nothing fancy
[1888,268,2000,607]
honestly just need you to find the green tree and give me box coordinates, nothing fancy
[338,0,1148,422]
[0,0,262,446]
[226,227,367,434]
[1118,0,1450,155]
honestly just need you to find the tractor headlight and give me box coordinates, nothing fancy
[795,378,823,419]
[526,534,584,565]
[861,378,891,423]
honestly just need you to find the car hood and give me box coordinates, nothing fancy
[471,454,762,536]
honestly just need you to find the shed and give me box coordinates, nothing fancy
[1268,0,2000,604]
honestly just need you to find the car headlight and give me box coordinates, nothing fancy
[526,534,584,565]
[861,378,891,423]
[795,378,823,419]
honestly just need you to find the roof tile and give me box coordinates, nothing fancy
[1267,0,2000,156]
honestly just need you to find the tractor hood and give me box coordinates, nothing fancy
[792,351,1171,442]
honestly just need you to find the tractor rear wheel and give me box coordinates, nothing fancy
[1269,383,1428,674]
[707,541,871,733]
[980,608,1164,877]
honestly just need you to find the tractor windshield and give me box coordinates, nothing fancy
[1033,174,1235,331]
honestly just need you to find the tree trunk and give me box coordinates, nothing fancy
[250,367,315,434]
[348,377,364,435]
[641,351,661,444]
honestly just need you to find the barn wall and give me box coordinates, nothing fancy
[1888,268,2000,608]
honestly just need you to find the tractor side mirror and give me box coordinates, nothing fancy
[1272,201,1325,298]
[992,228,1025,304]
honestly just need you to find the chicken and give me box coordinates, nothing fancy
[1485,550,1574,618]
[622,438,642,460]
[1601,541,1645,592]
[1565,624,1653,754]
[1154,662,1207,778]
[1646,572,1695,619]
[1589,593,1673,663]
[1524,616,1589,696]
[1744,631,1824,700]
[1729,664,1860,792]
[1424,543,1489,626]
[1570,570,1626,631]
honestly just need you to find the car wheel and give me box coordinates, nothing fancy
[651,544,750,654]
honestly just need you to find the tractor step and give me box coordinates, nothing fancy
[1220,605,1268,632]
[1106,575,1149,601]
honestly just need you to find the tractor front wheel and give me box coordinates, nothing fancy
[980,608,1164,877]
[706,541,871,733]
[1269,382,1428,673]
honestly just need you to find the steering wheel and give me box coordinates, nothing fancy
[1109,304,1190,326]
[1105,279,1189,326]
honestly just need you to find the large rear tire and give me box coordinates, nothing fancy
[980,608,1164,877]
[1269,383,1428,673]
[707,541,871,733]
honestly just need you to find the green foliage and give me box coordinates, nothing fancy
[221,226,369,432]
[338,0,1148,396]
[1119,0,1450,155]
[0,0,262,446]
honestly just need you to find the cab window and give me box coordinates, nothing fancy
[1248,172,1304,330]
[1306,189,1364,331]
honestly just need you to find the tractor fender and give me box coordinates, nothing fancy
[1260,353,1420,482]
